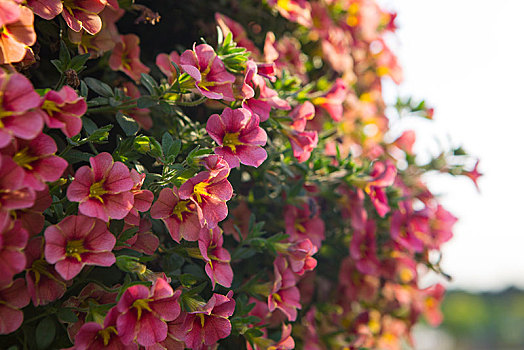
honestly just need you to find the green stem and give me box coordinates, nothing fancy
[174,96,207,107]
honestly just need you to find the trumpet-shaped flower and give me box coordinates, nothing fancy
[180,44,235,101]
[206,107,267,168]
[67,152,135,222]
[0,71,43,148]
[0,278,30,334]
[268,257,301,322]
[116,277,181,346]
[61,0,107,35]
[44,215,116,280]
[312,78,348,122]
[156,51,181,85]
[286,130,318,163]
[0,3,37,64]
[109,34,150,83]
[41,85,87,138]
[198,227,233,289]
[124,169,154,226]
[150,186,200,242]
[0,220,28,284]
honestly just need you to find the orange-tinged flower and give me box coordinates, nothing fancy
[0,3,36,64]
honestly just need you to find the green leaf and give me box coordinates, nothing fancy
[82,117,98,135]
[62,149,92,164]
[87,124,113,143]
[162,132,174,153]
[116,112,139,136]
[140,73,159,96]
[168,139,181,160]
[59,40,71,65]
[57,308,79,323]
[69,53,91,71]
[36,317,56,350]
[179,274,199,288]
[85,77,114,97]
[137,96,157,108]
[50,59,65,73]
[80,80,88,98]
[117,226,139,244]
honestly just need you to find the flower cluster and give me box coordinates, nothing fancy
[0,0,480,349]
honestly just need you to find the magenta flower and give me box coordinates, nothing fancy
[0,4,37,64]
[349,220,380,275]
[179,167,233,229]
[150,186,200,243]
[286,129,318,163]
[390,209,424,253]
[123,169,154,226]
[312,78,348,121]
[0,71,44,148]
[198,227,233,289]
[184,291,235,349]
[419,284,445,327]
[277,239,318,276]
[180,43,235,101]
[41,85,87,138]
[206,107,267,168]
[3,133,68,191]
[215,13,260,55]
[156,312,187,350]
[363,161,396,217]
[0,220,28,284]
[284,201,325,249]
[61,0,107,35]
[67,152,135,222]
[268,256,301,322]
[121,82,152,130]
[44,215,116,280]
[27,0,62,20]
[289,101,315,132]
[16,188,51,236]
[74,307,137,350]
[463,159,482,191]
[25,237,67,306]
[0,278,30,334]
[116,277,181,347]
[117,218,159,256]
[156,51,181,85]
[109,34,150,83]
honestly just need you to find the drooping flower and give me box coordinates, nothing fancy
[150,186,200,242]
[268,256,301,322]
[44,215,116,280]
[74,307,137,350]
[206,107,268,168]
[27,0,62,20]
[284,200,325,249]
[178,167,233,229]
[61,0,107,35]
[116,218,159,255]
[276,239,318,276]
[0,71,44,147]
[180,43,235,101]
[109,33,150,83]
[312,78,348,122]
[0,278,30,334]
[198,227,233,289]
[25,237,67,306]
[41,85,87,138]
[0,3,37,64]
[156,51,181,85]
[289,101,315,132]
[123,169,154,226]
[67,152,135,222]
[2,133,68,191]
[286,129,318,163]
[0,220,28,284]
[116,277,181,347]
[361,160,397,217]
[183,291,235,350]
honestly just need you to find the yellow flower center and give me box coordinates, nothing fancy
[132,298,153,321]
[294,221,306,233]
[66,239,87,262]
[222,132,242,153]
[271,292,282,303]
[192,181,210,203]
[173,200,192,221]
[98,326,118,346]
[41,100,61,116]
[12,148,39,170]
[197,313,206,328]
[89,180,108,203]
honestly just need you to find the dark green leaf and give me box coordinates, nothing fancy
[57,308,78,323]
[137,96,157,108]
[69,53,90,71]
[36,317,56,349]
[80,81,88,98]
[116,112,139,136]
[62,149,92,164]
[59,40,71,65]
[162,132,174,154]
[85,77,114,97]
[140,73,159,96]
[87,124,113,143]
[82,117,98,135]
[50,59,65,73]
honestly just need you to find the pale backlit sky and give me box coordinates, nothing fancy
[379,0,524,291]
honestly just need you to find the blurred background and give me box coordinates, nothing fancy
[378,0,524,349]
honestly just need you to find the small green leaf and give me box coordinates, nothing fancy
[50,59,65,73]
[80,80,88,98]
[59,40,71,65]
[62,149,92,164]
[69,53,91,71]
[137,96,157,108]
[162,132,174,153]
[87,124,113,143]
[36,317,56,350]
[57,308,79,323]
[85,77,114,97]
[140,73,159,96]
[116,112,139,136]
[82,117,98,135]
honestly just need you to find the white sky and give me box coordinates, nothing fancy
[379,0,524,291]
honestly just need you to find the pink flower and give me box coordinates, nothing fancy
[0,220,28,284]
[180,43,235,101]
[41,85,87,138]
[284,201,325,249]
[121,82,152,130]
[0,71,44,147]
[268,256,301,322]
[419,284,445,327]
[109,34,150,83]
[0,278,30,334]
[198,227,233,289]
[286,129,318,163]
[150,186,200,242]
[277,239,318,276]
[184,291,235,350]
[463,159,482,192]
[349,220,380,275]
[312,78,348,122]
[124,169,154,226]
[363,160,397,217]
[16,188,51,236]
[392,130,416,155]
[2,133,68,191]
[67,152,135,222]
[25,237,67,306]
[61,0,107,35]
[27,0,62,20]
[156,51,181,85]
[267,0,312,27]
[156,312,187,350]
[74,307,137,350]
[289,101,315,132]
[179,167,233,229]
[117,218,159,255]
[0,4,37,64]
[215,13,259,55]
[206,107,267,168]
[390,208,424,253]
[44,215,116,280]
[116,278,181,346]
